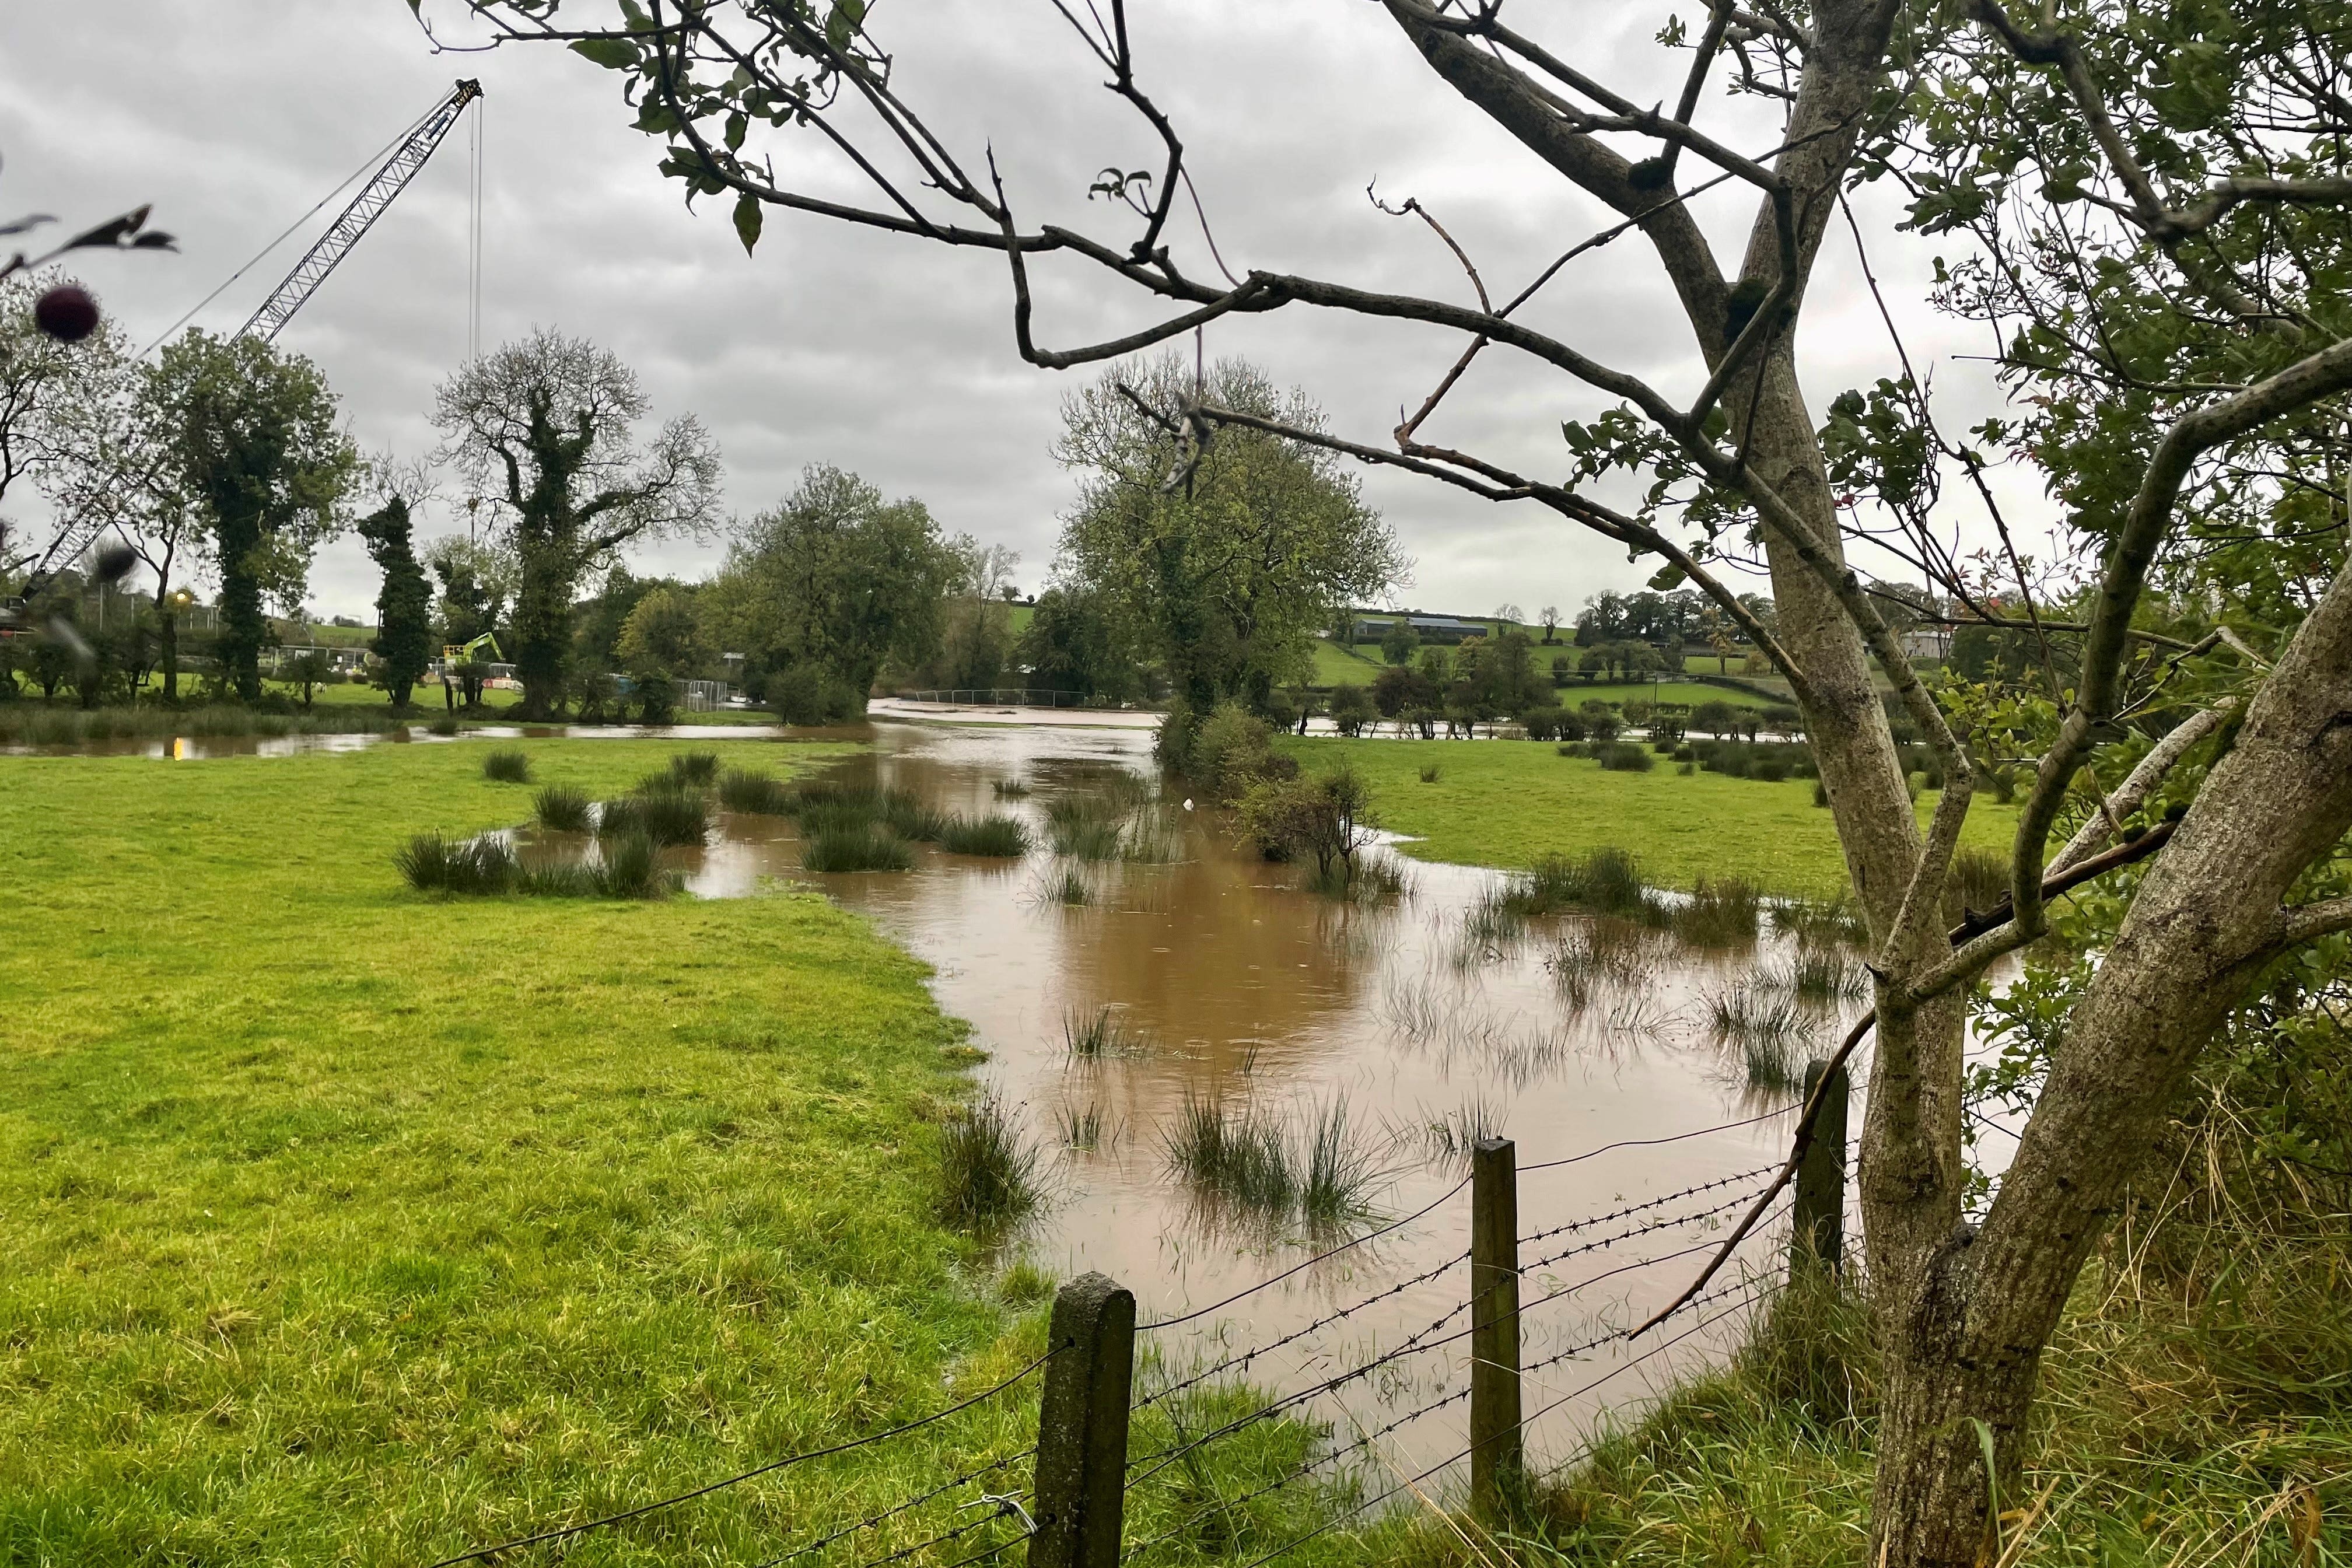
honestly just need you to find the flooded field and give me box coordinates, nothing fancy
[522,719,1877,1475]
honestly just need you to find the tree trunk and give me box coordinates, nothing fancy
[1867,551,2352,1566]
[158,608,178,703]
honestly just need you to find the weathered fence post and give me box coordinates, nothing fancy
[1790,1060,1850,1279]
[1030,1272,1135,1568]
[1469,1137,1524,1520]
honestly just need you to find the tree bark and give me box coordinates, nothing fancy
[1867,552,2352,1565]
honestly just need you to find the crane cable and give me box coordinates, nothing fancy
[135,94,444,360]
[467,91,484,362]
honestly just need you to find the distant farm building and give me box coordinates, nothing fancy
[1351,612,1489,645]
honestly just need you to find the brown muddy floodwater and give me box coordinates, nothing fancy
[648,720,1875,1478]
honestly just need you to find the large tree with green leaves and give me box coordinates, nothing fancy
[441,0,2352,1558]
[357,493,434,709]
[1053,354,1406,710]
[702,463,960,705]
[432,329,722,719]
[142,330,355,702]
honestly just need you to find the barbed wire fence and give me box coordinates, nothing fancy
[415,1066,1853,1568]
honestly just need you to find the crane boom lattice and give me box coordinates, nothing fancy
[239,79,482,342]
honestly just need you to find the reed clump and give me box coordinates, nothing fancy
[937,1093,1042,1229]
[1063,1006,1147,1058]
[939,813,1032,858]
[1161,1093,1385,1227]
[533,783,593,832]
[717,766,793,815]
[599,784,710,847]
[482,749,533,783]
[802,822,916,873]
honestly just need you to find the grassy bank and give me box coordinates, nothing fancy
[0,736,1050,1564]
[1283,736,2017,896]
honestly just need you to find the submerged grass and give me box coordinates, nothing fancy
[1160,1092,1385,1228]
[802,822,916,873]
[1674,875,1762,945]
[1063,1006,1147,1058]
[938,812,1032,858]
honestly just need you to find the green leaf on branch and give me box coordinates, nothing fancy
[569,36,643,71]
[734,193,764,257]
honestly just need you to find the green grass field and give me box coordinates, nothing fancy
[1285,736,2016,896]
[0,736,1055,1564]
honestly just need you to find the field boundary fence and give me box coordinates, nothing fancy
[422,1068,1852,1568]
[892,689,1134,710]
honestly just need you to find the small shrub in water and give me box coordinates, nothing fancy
[1049,867,1093,905]
[992,777,1032,799]
[1055,1102,1112,1151]
[482,748,532,783]
[802,822,916,873]
[534,783,593,832]
[940,813,1032,858]
[718,767,793,815]
[878,789,949,843]
[428,715,460,737]
[1709,981,1805,1054]
[666,750,720,786]
[1051,814,1125,862]
[937,1093,1042,1228]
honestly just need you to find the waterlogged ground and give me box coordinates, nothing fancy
[39,714,1899,1481]
[622,721,1868,1475]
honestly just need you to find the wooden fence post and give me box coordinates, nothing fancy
[1030,1272,1135,1568]
[1791,1060,1850,1280]
[1469,1137,1524,1520]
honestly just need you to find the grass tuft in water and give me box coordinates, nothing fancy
[1049,867,1093,905]
[992,778,1031,799]
[936,1092,1042,1229]
[533,783,593,832]
[482,749,533,783]
[1674,876,1762,945]
[1054,1102,1115,1151]
[1063,1006,1147,1058]
[939,813,1032,858]
[802,822,916,873]
[427,715,461,737]
[591,830,677,899]
[1161,1093,1384,1227]
[395,831,516,895]
[600,785,710,847]
[717,767,793,815]
[1772,891,1871,948]
[665,751,720,786]
[1779,942,1868,1005]
[1417,1096,1506,1171]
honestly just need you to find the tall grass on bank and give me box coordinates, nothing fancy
[936,1093,1042,1229]
[396,829,676,901]
[0,704,405,746]
[1534,1136,2352,1568]
[664,750,720,786]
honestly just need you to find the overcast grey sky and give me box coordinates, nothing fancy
[2,0,2050,622]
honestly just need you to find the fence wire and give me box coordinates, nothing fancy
[428,1346,1059,1567]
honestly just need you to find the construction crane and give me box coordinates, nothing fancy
[242,79,482,341]
[15,80,484,600]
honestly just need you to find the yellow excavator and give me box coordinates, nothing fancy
[442,631,502,669]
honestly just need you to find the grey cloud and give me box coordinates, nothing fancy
[3,0,2052,620]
